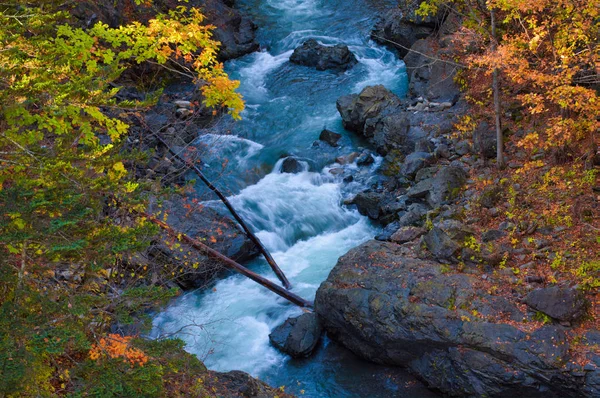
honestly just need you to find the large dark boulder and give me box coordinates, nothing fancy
[147,196,259,289]
[319,129,342,147]
[280,157,306,173]
[401,151,435,179]
[207,370,287,397]
[315,240,599,397]
[403,38,460,102]
[290,39,358,71]
[525,286,588,322]
[473,121,497,159]
[423,226,461,261]
[337,85,402,134]
[406,166,467,208]
[351,191,385,220]
[269,313,322,358]
[371,8,433,58]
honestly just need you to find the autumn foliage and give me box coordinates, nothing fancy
[0,1,243,396]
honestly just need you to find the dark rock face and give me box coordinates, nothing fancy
[337,85,466,156]
[281,157,305,173]
[207,370,286,397]
[269,313,322,358]
[406,166,467,208]
[351,191,385,220]
[473,121,497,159]
[319,129,342,146]
[401,151,435,179]
[403,38,460,102]
[390,226,426,244]
[147,196,259,289]
[337,85,402,134]
[371,7,435,58]
[423,226,460,261]
[290,39,358,71]
[525,286,588,322]
[316,240,600,397]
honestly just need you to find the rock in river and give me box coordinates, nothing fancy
[290,39,358,71]
[269,313,322,358]
[316,240,599,397]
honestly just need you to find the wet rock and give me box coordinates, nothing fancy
[319,129,342,147]
[401,151,435,179]
[390,226,426,244]
[290,39,358,71]
[352,191,385,220]
[316,240,595,397]
[371,7,435,58]
[357,151,375,166]
[525,286,588,322]
[281,157,305,173]
[336,152,360,165]
[269,313,322,358]
[423,227,461,261]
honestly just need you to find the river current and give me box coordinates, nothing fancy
[152,1,438,396]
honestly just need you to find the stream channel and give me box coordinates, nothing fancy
[153,0,439,396]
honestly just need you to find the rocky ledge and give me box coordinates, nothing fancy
[315,240,600,397]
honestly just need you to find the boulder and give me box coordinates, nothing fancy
[281,157,305,173]
[336,85,402,134]
[401,151,435,179]
[290,39,358,71]
[371,7,434,58]
[319,129,342,147]
[525,286,588,322]
[269,313,322,358]
[406,166,467,207]
[357,151,375,166]
[147,196,259,289]
[403,38,460,102]
[207,370,285,397]
[423,226,461,261]
[316,240,598,397]
[390,226,426,244]
[473,121,497,159]
[351,191,385,220]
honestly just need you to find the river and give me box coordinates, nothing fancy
[152,0,438,396]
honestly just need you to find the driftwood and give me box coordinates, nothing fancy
[155,134,292,289]
[143,212,312,308]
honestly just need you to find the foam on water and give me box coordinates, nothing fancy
[235,50,293,103]
[152,164,376,375]
[196,133,264,169]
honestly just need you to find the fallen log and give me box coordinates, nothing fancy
[155,134,292,290]
[142,212,312,309]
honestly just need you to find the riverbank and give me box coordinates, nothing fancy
[312,2,599,397]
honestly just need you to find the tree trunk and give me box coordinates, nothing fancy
[143,212,313,308]
[490,8,505,169]
[155,135,292,290]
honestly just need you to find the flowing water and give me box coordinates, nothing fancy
[152,0,438,396]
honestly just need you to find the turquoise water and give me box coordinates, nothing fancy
[153,1,437,396]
